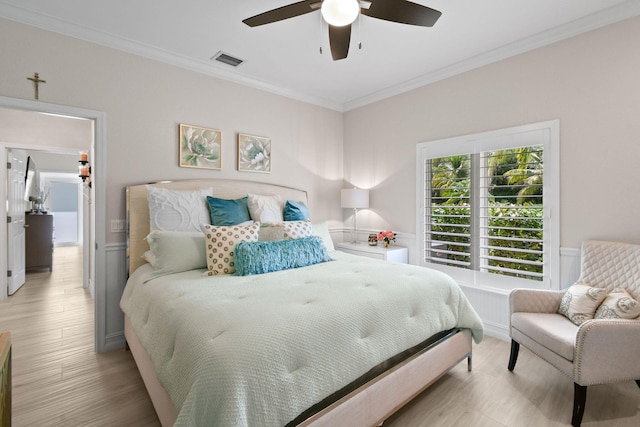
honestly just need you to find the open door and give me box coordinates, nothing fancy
[7,149,27,295]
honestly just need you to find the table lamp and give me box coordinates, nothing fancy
[341,188,369,244]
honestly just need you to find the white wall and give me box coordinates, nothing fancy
[344,16,640,250]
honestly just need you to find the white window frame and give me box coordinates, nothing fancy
[416,120,560,293]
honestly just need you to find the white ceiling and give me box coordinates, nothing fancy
[1,0,639,111]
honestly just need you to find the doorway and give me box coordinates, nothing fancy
[0,95,107,352]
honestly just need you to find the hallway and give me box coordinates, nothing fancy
[0,246,158,426]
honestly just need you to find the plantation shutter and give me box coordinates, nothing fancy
[479,146,544,281]
[417,121,559,290]
[424,155,472,268]
[424,146,544,281]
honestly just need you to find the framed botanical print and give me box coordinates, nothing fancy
[179,124,222,169]
[237,133,271,173]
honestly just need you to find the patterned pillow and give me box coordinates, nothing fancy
[202,222,260,275]
[283,220,312,240]
[247,193,284,223]
[594,288,640,320]
[558,283,607,325]
[147,186,212,232]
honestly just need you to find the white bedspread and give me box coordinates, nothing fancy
[120,251,483,426]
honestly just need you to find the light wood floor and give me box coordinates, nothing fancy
[0,246,158,426]
[1,248,638,426]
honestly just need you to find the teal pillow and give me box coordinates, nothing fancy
[206,196,251,226]
[284,200,309,221]
[234,236,332,276]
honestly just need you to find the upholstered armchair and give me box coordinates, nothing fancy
[508,240,640,427]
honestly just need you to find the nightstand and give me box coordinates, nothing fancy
[336,242,408,264]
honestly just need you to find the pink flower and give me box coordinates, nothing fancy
[378,230,396,242]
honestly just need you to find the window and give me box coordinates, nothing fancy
[416,121,560,291]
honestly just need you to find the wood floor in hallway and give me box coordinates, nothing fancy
[0,246,158,426]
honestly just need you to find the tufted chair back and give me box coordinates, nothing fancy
[576,240,640,301]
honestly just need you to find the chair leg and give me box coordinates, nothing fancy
[507,340,520,371]
[571,383,587,427]
[636,379,640,388]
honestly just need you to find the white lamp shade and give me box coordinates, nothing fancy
[341,188,369,209]
[321,0,360,27]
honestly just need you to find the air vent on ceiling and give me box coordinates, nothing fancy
[211,51,245,67]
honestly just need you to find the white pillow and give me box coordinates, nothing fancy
[142,250,157,267]
[202,222,260,275]
[148,186,212,232]
[145,231,207,279]
[558,283,607,325]
[594,288,640,320]
[247,193,284,223]
[312,221,335,252]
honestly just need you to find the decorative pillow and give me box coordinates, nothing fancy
[145,231,207,278]
[594,288,640,320]
[234,236,333,276]
[258,223,285,242]
[142,250,157,267]
[312,221,335,252]
[558,283,608,325]
[247,193,284,223]
[283,220,313,240]
[206,196,251,226]
[148,186,211,232]
[202,222,260,275]
[284,200,310,221]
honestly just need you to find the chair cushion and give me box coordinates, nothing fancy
[558,283,607,325]
[511,312,578,361]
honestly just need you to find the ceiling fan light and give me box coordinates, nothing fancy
[321,0,360,27]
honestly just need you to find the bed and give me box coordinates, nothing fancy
[121,179,483,427]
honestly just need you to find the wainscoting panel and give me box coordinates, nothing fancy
[104,243,127,351]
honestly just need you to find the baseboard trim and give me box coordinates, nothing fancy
[104,332,126,352]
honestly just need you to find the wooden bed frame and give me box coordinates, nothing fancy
[125,179,473,427]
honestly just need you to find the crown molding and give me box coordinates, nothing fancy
[343,0,640,111]
[2,1,638,113]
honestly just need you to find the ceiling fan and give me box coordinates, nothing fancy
[242,0,442,61]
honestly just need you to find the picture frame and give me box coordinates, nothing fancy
[179,123,222,170]
[237,133,271,173]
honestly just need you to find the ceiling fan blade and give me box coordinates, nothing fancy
[243,1,319,27]
[328,24,351,61]
[362,0,441,27]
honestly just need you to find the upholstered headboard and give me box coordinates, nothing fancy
[126,179,308,275]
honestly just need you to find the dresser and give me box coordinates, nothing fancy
[336,242,408,264]
[25,214,54,272]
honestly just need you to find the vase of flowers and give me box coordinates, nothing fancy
[378,230,396,248]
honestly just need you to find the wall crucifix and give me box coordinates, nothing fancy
[27,72,46,100]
